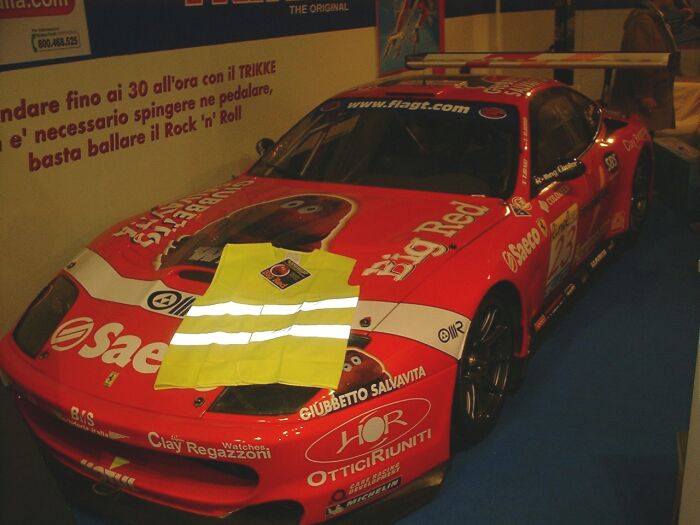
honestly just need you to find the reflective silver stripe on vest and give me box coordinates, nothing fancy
[187,297,359,317]
[171,324,352,346]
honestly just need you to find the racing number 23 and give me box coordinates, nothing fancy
[546,204,579,288]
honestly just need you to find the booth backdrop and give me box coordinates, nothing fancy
[0,1,630,335]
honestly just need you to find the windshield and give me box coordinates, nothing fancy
[250,98,520,198]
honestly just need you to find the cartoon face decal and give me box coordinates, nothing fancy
[336,348,390,395]
[158,194,355,270]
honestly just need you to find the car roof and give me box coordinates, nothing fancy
[337,74,561,106]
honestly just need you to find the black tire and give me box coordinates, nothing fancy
[452,291,521,449]
[623,150,652,246]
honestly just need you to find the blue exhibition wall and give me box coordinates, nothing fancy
[83,0,375,58]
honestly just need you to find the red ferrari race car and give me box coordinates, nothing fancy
[0,53,667,524]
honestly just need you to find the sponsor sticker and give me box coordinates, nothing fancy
[537,184,571,214]
[50,316,93,351]
[502,226,545,273]
[113,179,254,248]
[478,107,508,120]
[299,366,426,421]
[603,151,619,174]
[50,317,167,374]
[261,259,310,290]
[80,456,135,491]
[437,321,465,343]
[509,196,532,217]
[146,289,196,317]
[622,128,649,152]
[545,204,578,293]
[147,431,272,460]
[347,462,401,496]
[363,201,489,282]
[362,238,447,282]
[103,371,119,388]
[534,161,579,188]
[610,211,625,234]
[56,405,128,440]
[326,478,401,517]
[305,398,431,464]
[483,77,544,97]
[306,426,431,487]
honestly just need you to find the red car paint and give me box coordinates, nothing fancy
[0,75,653,523]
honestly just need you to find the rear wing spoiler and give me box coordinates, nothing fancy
[405,52,672,106]
[405,52,672,70]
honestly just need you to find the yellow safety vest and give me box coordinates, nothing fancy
[155,243,359,390]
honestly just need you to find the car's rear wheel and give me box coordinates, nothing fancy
[624,149,652,244]
[452,291,520,449]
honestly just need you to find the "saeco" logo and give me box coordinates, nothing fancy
[51,318,167,374]
[502,226,546,273]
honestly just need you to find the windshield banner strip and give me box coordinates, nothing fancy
[346,99,471,114]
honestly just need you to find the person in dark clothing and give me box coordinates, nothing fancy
[610,0,680,131]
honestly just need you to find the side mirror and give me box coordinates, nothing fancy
[256,138,274,157]
[556,159,586,181]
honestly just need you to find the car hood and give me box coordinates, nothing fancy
[30,175,507,418]
[92,175,506,300]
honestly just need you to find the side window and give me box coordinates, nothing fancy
[532,92,575,176]
[531,89,598,179]
[567,89,601,142]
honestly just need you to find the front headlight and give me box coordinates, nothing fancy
[13,275,78,358]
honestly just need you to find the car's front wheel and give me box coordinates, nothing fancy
[452,291,520,449]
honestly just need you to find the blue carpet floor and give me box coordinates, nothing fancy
[398,202,699,525]
[69,202,698,525]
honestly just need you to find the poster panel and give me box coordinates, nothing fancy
[2,0,375,72]
[0,0,91,67]
[377,0,445,75]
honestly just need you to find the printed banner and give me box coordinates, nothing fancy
[377,0,445,76]
[2,0,375,71]
[0,0,91,67]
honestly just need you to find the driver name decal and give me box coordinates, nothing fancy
[534,161,579,188]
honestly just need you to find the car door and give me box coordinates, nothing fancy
[529,88,599,299]
[565,89,619,266]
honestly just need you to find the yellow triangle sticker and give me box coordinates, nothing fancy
[110,456,129,470]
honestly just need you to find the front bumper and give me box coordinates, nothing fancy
[0,338,455,524]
